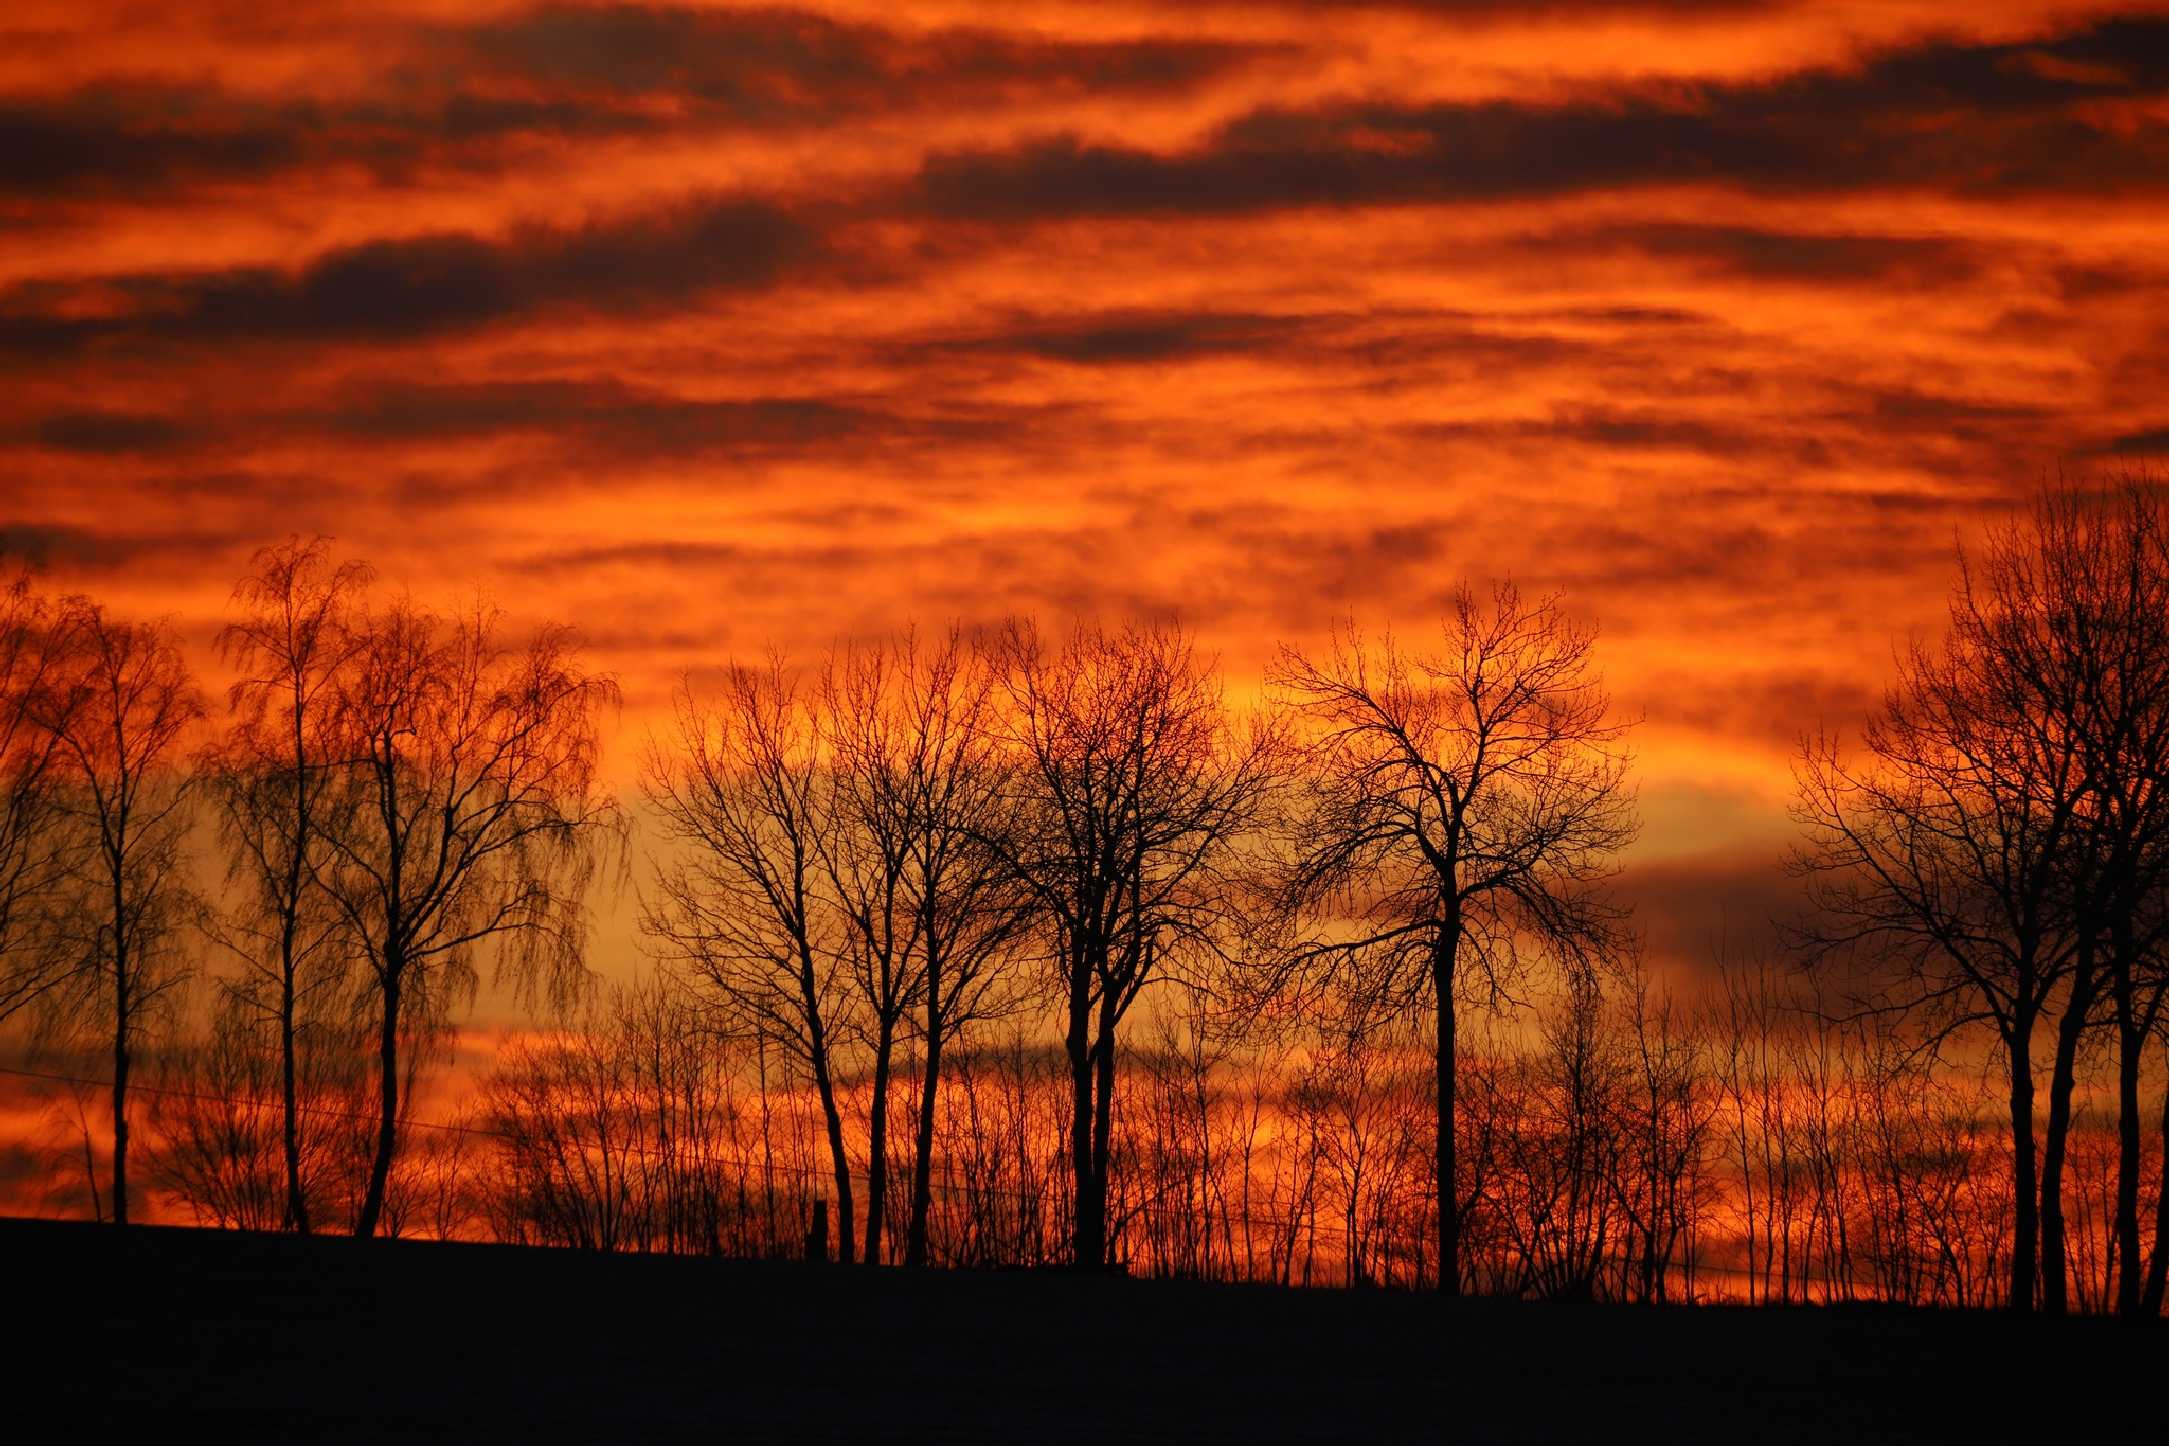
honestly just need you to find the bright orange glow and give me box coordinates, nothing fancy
[3,4,2167,1251]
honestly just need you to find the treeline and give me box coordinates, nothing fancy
[104,949,2146,1310]
[1791,480,2169,1318]
[1,478,2165,1317]
[0,553,613,1236]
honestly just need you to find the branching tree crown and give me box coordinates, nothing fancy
[1271,581,1637,1294]
[321,596,620,1238]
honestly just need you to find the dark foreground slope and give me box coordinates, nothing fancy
[9,1217,2160,1443]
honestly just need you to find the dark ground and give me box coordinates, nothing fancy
[9,1217,2160,1443]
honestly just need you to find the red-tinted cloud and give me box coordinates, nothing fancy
[2,0,2165,982]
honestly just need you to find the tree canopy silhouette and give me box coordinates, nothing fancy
[1271,583,1637,1295]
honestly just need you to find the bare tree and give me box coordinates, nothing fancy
[139,988,373,1231]
[36,599,205,1224]
[1494,972,1625,1301]
[2027,481,2169,1320]
[200,537,371,1231]
[829,628,1031,1267]
[0,571,76,1023]
[1789,481,2169,1315]
[1791,629,2068,1313]
[988,618,1281,1270]
[1271,583,1637,1296]
[642,656,860,1263]
[818,642,926,1265]
[1610,956,1713,1303]
[319,598,618,1238]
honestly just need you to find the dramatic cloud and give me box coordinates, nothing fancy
[1555,224,1992,286]
[2,0,2164,966]
[441,4,1282,117]
[0,10,1284,203]
[0,196,817,356]
[914,17,2169,220]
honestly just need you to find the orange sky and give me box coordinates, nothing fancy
[3,0,2167,983]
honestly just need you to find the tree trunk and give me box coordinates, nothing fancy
[905,957,944,1268]
[808,1034,855,1268]
[281,940,309,1234]
[2142,1058,2169,1319]
[1092,989,1119,1268]
[1435,939,1458,1297]
[109,847,130,1227]
[2040,951,2093,1315]
[864,1013,894,1266]
[793,930,854,1266]
[2113,959,2144,1319]
[111,978,130,1227]
[1066,932,1101,1270]
[286,692,313,1235]
[2005,1016,2038,1314]
[355,964,401,1238]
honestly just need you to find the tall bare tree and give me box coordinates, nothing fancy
[37,599,205,1224]
[819,643,924,1266]
[201,537,371,1232]
[0,572,76,1024]
[319,598,617,1238]
[988,618,1281,1270]
[2028,482,2169,1320]
[1791,656,2080,1312]
[642,657,860,1264]
[1611,956,1713,1303]
[891,630,1032,1268]
[827,628,1031,1267]
[1789,481,2169,1315]
[1271,583,1637,1296]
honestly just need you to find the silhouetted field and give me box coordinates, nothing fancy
[11,1217,2158,1442]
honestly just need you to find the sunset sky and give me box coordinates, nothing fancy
[4,0,2166,983]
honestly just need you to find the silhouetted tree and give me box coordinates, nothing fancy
[1709,951,1824,1303]
[320,598,617,1239]
[1271,583,1637,1295]
[988,618,1281,1269]
[36,599,204,1224]
[828,628,1031,1268]
[1610,957,1713,1303]
[817,642,926,1265]
[642,657,860,1263]
[1790,481,2169,1315]
[1496,972,1625,1300]
[0,572,75,1023]
[2026,482,2169,1320]
[200,538,371,1231]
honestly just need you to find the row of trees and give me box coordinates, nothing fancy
[1793,481,2169,1316]
[0,549,616,1234]
[105,950,2150,1310]
[638,621,1289,1270]
[0,540,1649,1288]
[3,476,2166,1317]
[631,586,1640,1286]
